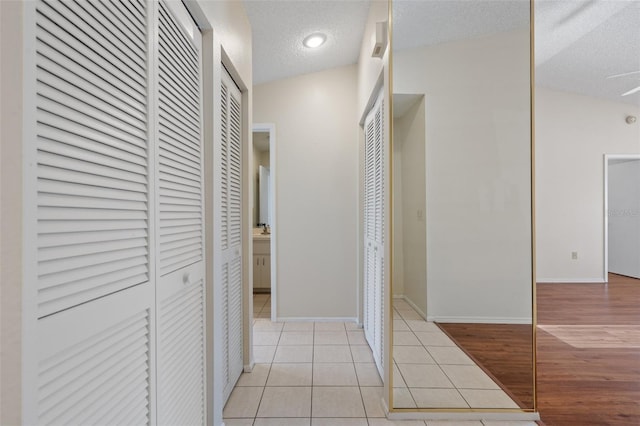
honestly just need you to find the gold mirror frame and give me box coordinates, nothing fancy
[387,0,537,415]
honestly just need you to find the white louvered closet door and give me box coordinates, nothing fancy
[154,1,206,425]
[363,89,385,378]
[218,68,244,403]
[30,0,155,424]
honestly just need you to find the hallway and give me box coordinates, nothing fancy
[223,295,538,425]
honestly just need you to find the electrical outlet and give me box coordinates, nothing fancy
[571,251,578,260]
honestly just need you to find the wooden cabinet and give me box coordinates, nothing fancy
[253,239,271,291]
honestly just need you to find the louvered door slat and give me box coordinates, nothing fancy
[40,60,146,126]
[76,0,147,60]
[38,101,146,154]
[157,58,199,109]
[35,0,149,318]
[38,182,147,206]
[157,11,198,76]
[363,90,385,378]
[37,2,146,99]
[158,82,199,132]
[158,132,200,163]
[155,2,206,424]
[39,228,147,248]
[38,77,146,135]
[38,153,147,187]
[38,112,146,158]
[157,1,203,276]
[49,0,146,79]
[37,294,152,426]
[38,219,147,235]
[39,250,147,288]
[89,0,146,49]
[38,137,147,174]
[160,148,200,175]
[157,280,205,425]
[159,187,201,202]
[220,68,244,403]
[36,41,146,116]
[119,0,146,24]
[39,237,148,261]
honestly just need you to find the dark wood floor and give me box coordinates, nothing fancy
[536,274,640,426]
[438,322,534,409]
[439,273,640,425]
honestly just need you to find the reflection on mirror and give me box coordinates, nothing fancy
[391,0,535,411]
[253,131,271,228]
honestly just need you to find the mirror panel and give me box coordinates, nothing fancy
[391,0,534,411]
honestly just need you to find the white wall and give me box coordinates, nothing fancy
[1,2,24,424]
[536,88,640,282]
[394,29,533,323]
[394,97,427,316]
[392,127,405,297]
[253,65,360,319]
[608,159,640,278]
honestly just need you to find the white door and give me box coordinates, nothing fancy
[217,68,244,402]
[155,1,206,424]
[27,0,155,423]
[25,1,205,424]
[608,158,640,279]
[363,90,385,377]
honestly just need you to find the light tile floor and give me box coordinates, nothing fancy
[222,294,536,426]
[392,298,520,410]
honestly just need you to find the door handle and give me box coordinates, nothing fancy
[183,272,191,285]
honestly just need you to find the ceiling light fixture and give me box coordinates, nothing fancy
[303,33,326,49]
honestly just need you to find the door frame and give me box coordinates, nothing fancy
[603,153,640,281]
[252,123,277,321]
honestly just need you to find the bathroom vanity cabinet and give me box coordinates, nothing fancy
[253,238,271,291]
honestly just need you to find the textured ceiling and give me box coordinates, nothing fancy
[244,0,640,106]
[392,0,530,51]
[243,0,371,85]
[535,0,640,106]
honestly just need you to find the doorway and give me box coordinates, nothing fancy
[252,123,276,320]
[604,154,640,280]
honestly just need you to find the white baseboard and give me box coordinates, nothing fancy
[537,278,606,283]
[427,316,533,325]
[275,316,359,323]
[387,410,540,421]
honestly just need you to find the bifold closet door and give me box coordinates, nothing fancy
[26,0,205,424]
[29,0,155,423]
[363,89,385,378]
[155,1,206,424]
[218,68,244,403]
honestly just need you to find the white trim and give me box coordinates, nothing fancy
[21,2,38,422]
[387,410,540,421]
[603,154,640,283]
[426,316,533,325]
[275,317,359,323]
[537,278,607,284]
[252,123,277,321]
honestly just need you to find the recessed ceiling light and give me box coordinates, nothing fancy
[303,33,326,49]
